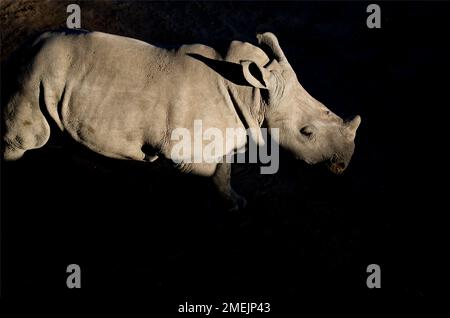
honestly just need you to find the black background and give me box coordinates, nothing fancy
[1,0,445,310]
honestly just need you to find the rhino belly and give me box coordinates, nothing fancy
[60,87,165,161]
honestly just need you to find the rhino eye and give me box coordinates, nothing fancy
[300,126,314,138]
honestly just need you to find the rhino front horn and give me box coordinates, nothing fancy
[345,115,361,140]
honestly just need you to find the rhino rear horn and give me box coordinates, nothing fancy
[345,115,361,140]
[256,32,287,64]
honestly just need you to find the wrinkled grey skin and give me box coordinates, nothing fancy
[2,30,360,210]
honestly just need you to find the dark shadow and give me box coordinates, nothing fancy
[186,53,249,86]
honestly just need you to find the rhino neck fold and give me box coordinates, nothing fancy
[226,84,266,146]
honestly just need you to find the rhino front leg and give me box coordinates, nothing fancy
[212,162,247,211]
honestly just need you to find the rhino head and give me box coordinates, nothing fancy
[237,32,361,174]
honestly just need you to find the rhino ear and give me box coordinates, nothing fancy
[241,60,271,89]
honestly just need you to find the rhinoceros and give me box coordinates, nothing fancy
[2,30,360,210]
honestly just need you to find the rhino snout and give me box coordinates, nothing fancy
[329,162,346,174]
[328,154,347,174]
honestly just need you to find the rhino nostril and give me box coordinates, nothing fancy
[330,154,338,164]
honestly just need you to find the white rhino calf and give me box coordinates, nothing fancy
[2,30,360,210]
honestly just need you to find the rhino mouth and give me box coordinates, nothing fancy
[329,162,346,174]
[328,154,347,174]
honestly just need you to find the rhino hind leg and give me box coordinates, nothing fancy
[2,91,51,161]
[212,161,247,211]
[3,145,27,161]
